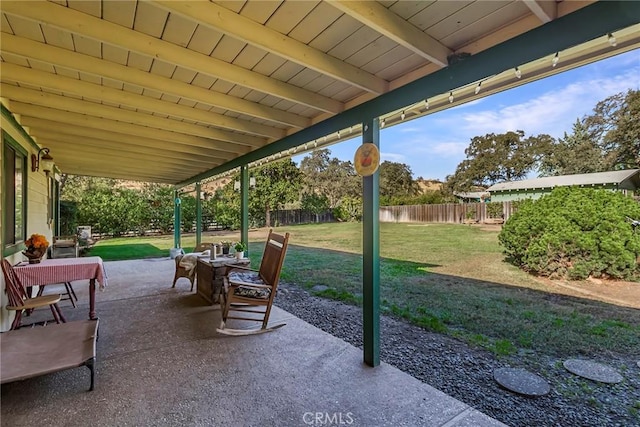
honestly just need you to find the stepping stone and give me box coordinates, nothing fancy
[493,367,550,396]
[563,359,623,384]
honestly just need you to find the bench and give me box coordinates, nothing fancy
[0,320,99,391]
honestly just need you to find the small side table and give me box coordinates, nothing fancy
[196,256,250,305]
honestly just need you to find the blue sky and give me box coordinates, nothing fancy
[294,49,639,181]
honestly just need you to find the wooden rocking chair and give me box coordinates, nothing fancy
[217,230,289,336]
[1,259,66,330]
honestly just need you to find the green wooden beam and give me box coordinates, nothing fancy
[240,166,249,256]
[176,1,639,188]
[362,119,381,367]
[173,190,181,249]
[195,182,202,247]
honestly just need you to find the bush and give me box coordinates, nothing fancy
[498,187,640,280]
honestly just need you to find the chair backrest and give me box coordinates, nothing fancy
[54,235,78,245]
[258,230,290,288]
[1,259,28,308]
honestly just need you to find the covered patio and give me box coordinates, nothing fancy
[0,258,504,426]
[1,1,639,424]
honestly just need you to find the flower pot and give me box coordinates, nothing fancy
[222,246,230,255]
[235,251,244,259]
[23,247,47,264]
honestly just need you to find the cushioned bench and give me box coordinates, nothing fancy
[0,320,99,391]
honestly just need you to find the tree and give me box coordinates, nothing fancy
[585,89,640,169]
[301,192,330,222]
[141,183,175,234]
[299,149,360,208]
[379,161,420,202]
[445,131,554,192]
[251,159,302,227]
[538,120,607,176]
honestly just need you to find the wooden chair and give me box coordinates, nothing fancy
[217,230,289,336]
[1,259,66,330]
[171,243,216,291]
[49,235,80,307]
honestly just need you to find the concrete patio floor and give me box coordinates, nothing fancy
[1,258,505,426]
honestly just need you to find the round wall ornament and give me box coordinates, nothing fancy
[354,143,380,176]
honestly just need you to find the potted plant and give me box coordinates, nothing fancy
[234,241,247,259]
[220,241,232,255]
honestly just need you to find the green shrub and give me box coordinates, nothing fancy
[498,187,640,280]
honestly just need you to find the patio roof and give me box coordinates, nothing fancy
[487,169,640,192]
[1,1,638,185]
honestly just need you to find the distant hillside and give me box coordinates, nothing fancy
[416,178,443,193]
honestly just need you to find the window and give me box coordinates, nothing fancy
[2,132,27,255]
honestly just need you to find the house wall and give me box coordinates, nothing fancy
[1,109,55,331]
[490,184,622,202]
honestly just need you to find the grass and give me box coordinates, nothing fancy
[88,222,640,358]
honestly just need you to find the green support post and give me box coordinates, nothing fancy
[240,165,249,256]
[195,182,202,247]
[362,118,380,367]
[173,190,181,250]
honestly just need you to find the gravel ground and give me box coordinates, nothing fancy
[275,282,640,427]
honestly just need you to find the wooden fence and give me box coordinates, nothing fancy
[379,202,516,224]
[274,209,335,225]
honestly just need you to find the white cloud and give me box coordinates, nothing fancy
[430,141,468,157]
[458,67,639,138]
[380,152,406,163]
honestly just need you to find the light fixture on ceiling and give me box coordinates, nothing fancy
[475,82,482,95]
[552,52,559,67]
[424,99,429,110]
[607,33,617,47]
[448,92,454,103]
[234,176,256,192]
[515,67,522,79]
[31,147,54,174]
[400,110,405,120]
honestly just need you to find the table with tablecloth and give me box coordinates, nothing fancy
[14,256,107,320]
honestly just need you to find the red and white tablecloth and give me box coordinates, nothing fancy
[14,256,108,289]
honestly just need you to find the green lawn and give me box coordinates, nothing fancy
[89,222,640,358]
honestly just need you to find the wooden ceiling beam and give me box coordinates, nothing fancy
[11,103,251,155]
[0,84,267,148]
[522,0,558,23]
[1,34,309,129]
[326,0,451,67]
[155,1,388,94]
[36,138,217,170]
[1,63,284,139]
[22,118,234,161]
[55,162,184,182]
[0,0,344,114]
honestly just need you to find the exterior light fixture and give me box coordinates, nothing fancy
[31,147,54,174]
[448,91,454,103]
[475,82,482,95]
[608,33,617,47]
[515,67,522,79]
[552,52,559,67]
[400,110,405,120]
[234,176,256,191]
